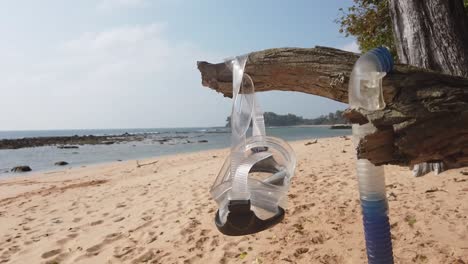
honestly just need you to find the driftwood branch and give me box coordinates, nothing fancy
[136,160,158,168]
[197,46,468,169]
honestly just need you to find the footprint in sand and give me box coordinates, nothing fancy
[104,232,122,242]
[41,249,61,259]
[141,216,152,221]
[180,219,201,236]
[72,217,82,223]
[186,235,195,243]
[200,229,210,236]
[56,233,79,244]
[116,203,126,208]
[131,250,155,263]
[222,242,237,251]
[51,218,63,224]
[113,216,125,222]
[90,220,103,226]
[68,233,79,239]
[113,246,134,259]
[195,236,209,250]
[86,244,101,256]
[210,236,220,247]
[219,251,238,264]
[183,254,203,264]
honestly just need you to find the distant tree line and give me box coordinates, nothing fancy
[225,110,349,127]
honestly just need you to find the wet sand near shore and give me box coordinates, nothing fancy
[0,137,467,263]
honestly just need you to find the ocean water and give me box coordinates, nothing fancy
[0,126,350,177]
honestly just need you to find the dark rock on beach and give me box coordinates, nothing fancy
[58,145,79,149]
[11,166,32,172]
[54,161,69,166]
[155,139,170,144]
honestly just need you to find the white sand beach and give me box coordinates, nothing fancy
[0,137,467,263]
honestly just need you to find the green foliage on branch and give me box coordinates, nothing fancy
[465,0,468,16]
[337,0,468,58]
[336,0,396,56]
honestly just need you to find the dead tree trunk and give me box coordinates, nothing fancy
[197,47,468,169]
[388,0,468,173]
[389,0,468,78]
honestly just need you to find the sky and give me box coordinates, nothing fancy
[0,0,359,130]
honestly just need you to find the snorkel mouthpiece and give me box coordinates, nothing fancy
[349,46,392,111]
[210,54,296,236]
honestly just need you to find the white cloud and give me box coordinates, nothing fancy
[97,0,148,10]
[63,24,165,52]
[340,40,361,53]
[58,24,171,82]
[0,24,228,130]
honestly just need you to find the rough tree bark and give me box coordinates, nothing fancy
[389,0,468,78]
[197,47,468,169]
[389,0,468,173]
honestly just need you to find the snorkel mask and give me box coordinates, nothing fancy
[210,55,296,236]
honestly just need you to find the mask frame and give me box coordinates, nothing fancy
[210,54,296,236]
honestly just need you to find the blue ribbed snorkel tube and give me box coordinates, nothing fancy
[349,47,394,264]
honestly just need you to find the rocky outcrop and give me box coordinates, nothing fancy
[0,133,145,150]
[0,132,219,150]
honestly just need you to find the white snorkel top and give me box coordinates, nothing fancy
[349,47,393,111]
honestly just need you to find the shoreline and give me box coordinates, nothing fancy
[0,146,222,182]
[0,136,341,180]
[0,145,229,183]
[0,125,352,149]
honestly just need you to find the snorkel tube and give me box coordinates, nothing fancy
[349,47,394,264]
